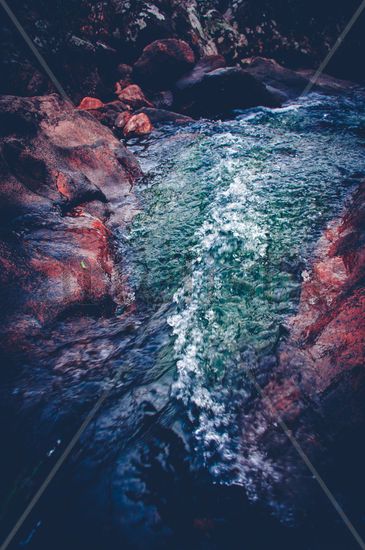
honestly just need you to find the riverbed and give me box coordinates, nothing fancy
[1,91,365,549]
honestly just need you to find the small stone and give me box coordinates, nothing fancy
[123,113,153,138]
[78,97,104,110]
[115,111,132,129]
[118,84,153,109]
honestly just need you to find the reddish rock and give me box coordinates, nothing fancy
[135,107,193,125]
[78,96,104,110]
[123,113,153,138]
[115,111,132,129]
[240,181,365,518]
[0,94,141,352]
[87,100,131,130]
[118,84,153,109]
[133,39,195,91]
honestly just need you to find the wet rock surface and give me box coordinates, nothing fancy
[240,181,365,518]
[0,94,141,353]
[133,38,196,91]
[175,66,282,117]
[240,56,361,99]
[123,112,153,138]
[1,2,365,548]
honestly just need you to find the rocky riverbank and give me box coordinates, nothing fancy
[240,180,365,519]
[1,2,365,547]
[1,0,364,103]
[0,93,141,355]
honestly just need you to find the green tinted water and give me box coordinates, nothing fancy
[127,94,365,481]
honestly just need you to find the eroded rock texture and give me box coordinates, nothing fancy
[0,94,141,353]
[240,182,365,518]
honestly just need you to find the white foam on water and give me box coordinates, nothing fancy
[167,142,274,484]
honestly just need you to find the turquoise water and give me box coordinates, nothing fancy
[127,93,365,485]
[3,93,365,549]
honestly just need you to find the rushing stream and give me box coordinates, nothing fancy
[2,92,365,549]
[127,93,365,486]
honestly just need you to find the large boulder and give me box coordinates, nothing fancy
[0,94,141,353]
[133,39,195,91]
[240,57,360,99]
[174,66,282,117]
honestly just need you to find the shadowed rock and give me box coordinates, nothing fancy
[175,55,226,91]
[135,107,193,125]
[174,66,282,118]
[86,100,131,130]
[134,39,195,91]
[0,94,141,353]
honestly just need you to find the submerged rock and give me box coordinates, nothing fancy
[0,94,141,352]
[133,39,195,90]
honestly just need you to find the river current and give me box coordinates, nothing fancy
[2,92,365,549]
